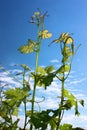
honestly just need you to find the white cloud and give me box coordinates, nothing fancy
[68,78,86,86]
[61,114,87,129]
[50,59,59,63]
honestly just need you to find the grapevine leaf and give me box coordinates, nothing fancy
[56,65,70,74]
[37,66,46,74]
[18,39,36,54]
[59,124,73,130]
[18,45,30,54]
[29,109,59,129]
[45,65,55,73]
[32,72,55,89]
[21,64,30,70]
[79,99,84,107]
[13,108,19,116]
[65,36,73,44]
[39,30,52,39]
[4,88,30,107]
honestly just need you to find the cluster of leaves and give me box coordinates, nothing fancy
[0,64,31,129]
[31,65,55,89]
[0,87,30,129]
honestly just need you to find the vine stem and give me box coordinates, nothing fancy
[31,51,39,114]
[22,69,27,129]
[30,40,41,130]
[56,42,65,130]
[56,79,65,130]
[30,44,40,130]
[30,14,43,129]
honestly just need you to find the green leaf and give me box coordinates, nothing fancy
[21,64,30,70]
[45,65,54,73]
[65,36,73,44]
[37,66,46,74]
[75,101,80,116]
[29,110,53,129]
[4,88,30,107]
[18,39,36,54]
[63,100,72,110]
[26,110,31,116]
[79,99,84,107]
[62,57,69,63]
[56,65,70,74]
[49,118,56,130]
[64,89,75,102]
[35,73,55,89]
[13,108,19,116]
[51,33,68,44]
[59,124,73,130]
[64,89,82,115]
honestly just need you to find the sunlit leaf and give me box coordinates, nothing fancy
[32,72,55,89]
[56,65,70,74]
[50,33,66,44]
[45,65,54,73]
[4,88,30,107]
[65,37,73,44]
[49,33,74,47]
[21,64,30,70]
[18,39,36,54]
[37,66,46,74]
[13,108,19,116]
[34,12,40,17]
[59,124,73,130]
[62,57,69,63]
[39,30,52,39]
[64,89,81,115]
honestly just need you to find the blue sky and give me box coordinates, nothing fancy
[0,0,87,129]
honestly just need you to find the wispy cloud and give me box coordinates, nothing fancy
[50,59,59,63]
[62,114,87,129]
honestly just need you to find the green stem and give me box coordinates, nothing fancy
[31,51,39,112]
[22,69,27,129]
[30,16,43,130]
[30,50,40,130]
[56,42,65,130]
[56,79,64,130]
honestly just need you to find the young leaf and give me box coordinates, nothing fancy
[39,30,52,39]
[64,36,73,44]
[13,108,19,116]
[21,64,30,70]
[79,99,84,107]
[18,39,36,54]
[37,66,46,74]
[45,65,54,73]
[33,72,55,89]
[59,124,73,130]
[56,65,70,74]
